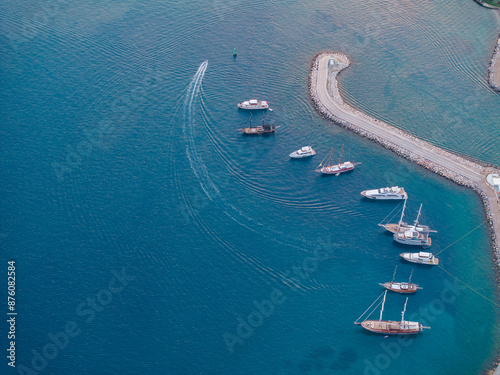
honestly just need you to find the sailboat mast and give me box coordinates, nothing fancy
[408,269,414,283]
[398,199,407,228]
[391,266,398,283]
[339,144,344,165]
[401,297,408,323]
[414,204,423,226]
[379,290,387,322]
[250,112,253,128]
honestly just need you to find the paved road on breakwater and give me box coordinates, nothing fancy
[310,53,500,265]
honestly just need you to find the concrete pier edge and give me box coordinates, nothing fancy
[309,51,500,372]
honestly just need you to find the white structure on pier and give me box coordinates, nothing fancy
[487,174,500,195]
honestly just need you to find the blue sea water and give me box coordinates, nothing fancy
[1,0,500,374]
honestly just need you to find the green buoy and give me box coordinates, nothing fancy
[233,48,237,57]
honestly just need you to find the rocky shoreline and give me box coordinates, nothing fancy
[308,52,500,281]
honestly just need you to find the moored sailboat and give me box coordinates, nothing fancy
[378,200,436,235]
[238,112,276,135]
[355,291,430,335]
[393,204,432,248]
[315,145,360,175]
[380,266,421,294]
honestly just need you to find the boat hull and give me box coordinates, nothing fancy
[290,147,316,158]
[237,100,269,110]
[238,126,275,135]
[380,282,419,293]
[394,235,431,248]
[360,187,407,200]
[400,252,439,266]
[380,223,406,234]
[316,162,355,174]
[360,320,423,335]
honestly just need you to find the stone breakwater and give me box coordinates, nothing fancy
[474,0,500,9]
[489,33,500,91]
[309,52,500,276]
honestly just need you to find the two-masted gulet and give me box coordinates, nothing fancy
[380,266,422,294]
[393,203,434,248]
[238,112,277,135]
[315,145,360,175]
[378,199,435,235]
[355,291,430,335]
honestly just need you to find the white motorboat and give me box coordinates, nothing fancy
[289,146,316,158]
[361,186,408,200]
[400,252,439,266]
[237,99,269,110]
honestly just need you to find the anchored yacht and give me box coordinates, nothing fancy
[361,186,408,200]
[290,146,316,158]
[400,251,439,266]
[237,99,269,110]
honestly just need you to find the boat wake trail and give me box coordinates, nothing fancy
[183,60,219,200]
[179,60,313,259]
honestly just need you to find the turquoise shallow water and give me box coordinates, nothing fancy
[1,0,500,374]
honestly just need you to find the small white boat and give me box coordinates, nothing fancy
[361,186,408,200]
[400,252,439,266]
[289,146,316,158]
[237,99,269,110]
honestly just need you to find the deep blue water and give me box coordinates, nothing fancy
[1,0,500,374]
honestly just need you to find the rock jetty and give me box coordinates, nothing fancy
[309,52,500,277]
[489,33,500,91]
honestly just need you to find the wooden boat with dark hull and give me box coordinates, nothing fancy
[238,112,277,135]
[355,291,430,335]
[239,125,275,135]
